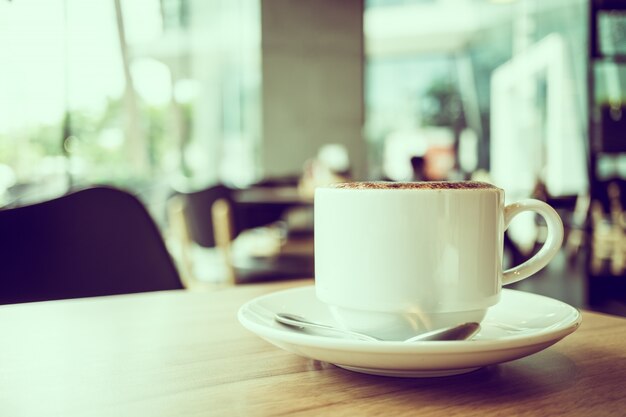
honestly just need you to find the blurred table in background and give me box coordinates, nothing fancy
[233,186,314,238]
[233,186,312,206]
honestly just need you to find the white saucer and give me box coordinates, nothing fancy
[238,286,581,377]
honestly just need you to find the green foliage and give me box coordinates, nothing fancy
[421,78,465,129]
[0,94,176,190]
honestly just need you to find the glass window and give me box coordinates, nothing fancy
[364,0,588,199]
[0,0,261,212]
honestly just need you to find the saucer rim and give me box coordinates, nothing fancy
[238,286,582,354]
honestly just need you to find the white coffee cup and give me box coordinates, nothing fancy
[314,181,564,340]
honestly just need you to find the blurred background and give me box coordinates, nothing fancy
[1,0,625,314]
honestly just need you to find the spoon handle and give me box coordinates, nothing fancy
[275,313,379,341]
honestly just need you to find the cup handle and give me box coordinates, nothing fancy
[502,199,564,285]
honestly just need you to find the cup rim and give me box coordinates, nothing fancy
[317,181,503,192]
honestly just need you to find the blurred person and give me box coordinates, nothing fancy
[298,144,351,198]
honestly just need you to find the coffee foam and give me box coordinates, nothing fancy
[330,181,498,190]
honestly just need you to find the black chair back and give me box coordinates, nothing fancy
[180,184,234,248]
[0,186,183,304]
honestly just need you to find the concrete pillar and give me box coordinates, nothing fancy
[260,0,366,179]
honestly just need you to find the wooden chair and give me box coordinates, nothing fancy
[0,186,183,304]
[169,184,313,285]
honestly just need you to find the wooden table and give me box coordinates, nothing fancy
[1,280,625,416]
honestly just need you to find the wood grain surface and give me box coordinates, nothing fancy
[0,280,624,417]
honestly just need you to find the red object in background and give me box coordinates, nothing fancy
[424,145,456,180]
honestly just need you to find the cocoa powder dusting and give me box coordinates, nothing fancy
[331,181,497,190]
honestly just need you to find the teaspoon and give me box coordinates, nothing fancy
[275,313,480,342]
